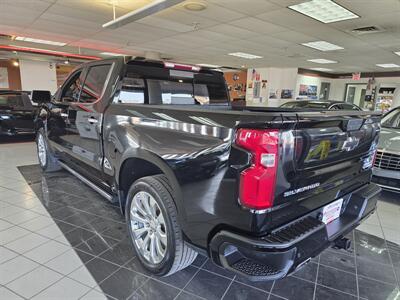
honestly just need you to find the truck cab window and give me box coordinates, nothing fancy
[61,71,82,103]
[147,79,195,105]
[115,78,145,104]
[79,64,112,103]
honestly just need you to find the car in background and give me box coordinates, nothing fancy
[372,106,400,192]
[0,90,36,136]
[280,100,362,110]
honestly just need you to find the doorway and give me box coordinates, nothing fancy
[320,82,331,100]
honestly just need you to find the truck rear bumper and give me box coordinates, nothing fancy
[209,183,381,281]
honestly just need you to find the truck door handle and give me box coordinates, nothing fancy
[88,117,98,124]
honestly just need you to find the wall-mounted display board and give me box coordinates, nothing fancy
[0,67,9,88]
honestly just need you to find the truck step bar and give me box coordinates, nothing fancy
[231,258,280,277]
[59,161,114,202]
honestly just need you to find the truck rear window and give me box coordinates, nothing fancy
[116,66,228,106]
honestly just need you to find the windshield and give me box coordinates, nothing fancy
[381,108,400,129]
[0,94,25,108]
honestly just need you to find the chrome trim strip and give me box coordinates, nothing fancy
[59,161,113,201]
[376,183,400,193]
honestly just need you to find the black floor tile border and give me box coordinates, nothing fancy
[12,164,400,300]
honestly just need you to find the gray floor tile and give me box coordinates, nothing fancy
[0,226,31,245]
[80,289,108,300]
[6,266,63,299]
[45,249,85,275]
[5,232,49,254]
[0,255,39,285]
[32,277,90,300]
[23,240,70,264]
[0,246,18,264]
[0,287,24,300]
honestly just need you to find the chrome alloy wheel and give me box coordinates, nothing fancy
[37,134,46,167]
[130,191,167,264]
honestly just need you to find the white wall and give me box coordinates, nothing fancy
[246,69,400,109]
[19,60,58,94]
[295,75,334,100]
[329,77,400,107]
[246,67,298,107]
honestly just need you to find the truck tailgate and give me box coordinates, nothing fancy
[273,112,381,210]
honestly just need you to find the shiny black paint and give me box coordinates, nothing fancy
[0,92,36,136]
[35,58,381,253]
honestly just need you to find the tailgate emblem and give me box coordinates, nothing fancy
[342,136,359,152]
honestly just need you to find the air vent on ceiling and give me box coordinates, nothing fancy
[351,26,384,35]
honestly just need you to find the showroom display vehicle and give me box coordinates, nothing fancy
[372,106,400,192]
[33,57,382,281]
[280,100,362,110]
[0,90,36,136]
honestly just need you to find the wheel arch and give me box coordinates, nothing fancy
[116,149,184,218]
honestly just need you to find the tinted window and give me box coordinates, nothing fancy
[0,95,24,107]
[61,71,82,102]
[148,79,196,105]
[116,78,145,104]
[147,77,228,106]
[79,64,112,103]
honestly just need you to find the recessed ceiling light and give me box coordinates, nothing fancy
[196,63,221,68]
[228,52,263,59]
[12,61,19,67]
[307,58,338,64]
[376,63,400,68]
[288,0,359,23]
[302,41,344,51]
[100,52,125,56]
[183,1,207,11]
[15,36,66,46]
[394,51,400,56]
[310,67,333,72]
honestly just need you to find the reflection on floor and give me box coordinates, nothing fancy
[0,142,399,300]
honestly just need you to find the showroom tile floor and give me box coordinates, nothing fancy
[0,141,399,300]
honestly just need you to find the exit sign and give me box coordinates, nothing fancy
[352,72,361,80]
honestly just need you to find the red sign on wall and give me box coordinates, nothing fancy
[352,72,361,80]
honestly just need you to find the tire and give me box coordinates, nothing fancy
[36,129,61,172]
[126,174,197,276]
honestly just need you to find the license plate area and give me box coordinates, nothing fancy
[322,198,343,224]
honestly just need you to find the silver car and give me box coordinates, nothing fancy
[373,107,400,192]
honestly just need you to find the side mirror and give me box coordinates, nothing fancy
[32,90,52,103]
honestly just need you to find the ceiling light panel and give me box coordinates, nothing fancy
[196,63,221,68]
[307,58,338,64]
[228,52,263,59]
[394,51,400,56]
[376,63,400,68]
[310,67,333,72]
[302,41,344,51]
[15,36,66,46]
[100,52,125,56]
[288,0,359,23]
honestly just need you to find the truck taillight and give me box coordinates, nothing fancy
[236,129,279,211]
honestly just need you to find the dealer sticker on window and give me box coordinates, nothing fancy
[322,198,343,224]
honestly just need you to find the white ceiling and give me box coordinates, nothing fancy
[0,0,400,73]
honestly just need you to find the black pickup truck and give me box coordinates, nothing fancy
[33,57,381,281]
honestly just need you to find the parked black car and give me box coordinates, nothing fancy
[280,100,362,110]
[33,57,381,281]
[0,90,36,136]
